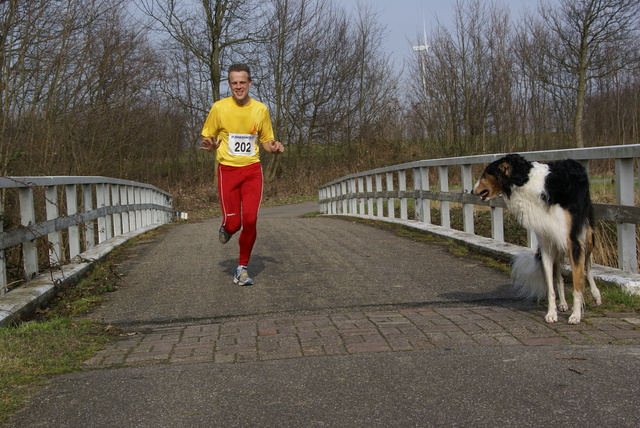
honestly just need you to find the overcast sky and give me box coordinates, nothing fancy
[338,0,545,71]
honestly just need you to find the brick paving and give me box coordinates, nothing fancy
[84,305,640,368]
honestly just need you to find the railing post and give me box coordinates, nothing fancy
[45,185,62,265]
[152,191,159,224]
[121,186,130,233]
[140,188,147,227]
[491,206,505,242]
[399,170,408,220]
[358,177,365,215]
[616,158,637,273]
[418,167,430,224]
[96,184,108,243]
[128,186,136,230]
[144,189,152,226]
[438,166,450,229]
[340,182,347,214]
[343,181,348,214]
[386,172,395,219]
[66,184,80,259]
[413,168,422,222]
[106,185,114,239]
[19,187,38,279]
[134,187,143,229]
[366,176,374,216]
[112,185,122,237]
[376,174,383,218]
[83,184,95,250]
[461,165,474,234]
[153,190,160,224]
[347,178,358,214]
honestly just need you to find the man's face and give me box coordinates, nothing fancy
[229,71,252,104]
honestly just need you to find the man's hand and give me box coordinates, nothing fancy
[200,136,221,152]
[265,140,284,154]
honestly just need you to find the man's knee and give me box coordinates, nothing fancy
[244,217,258,228]
[224,213,242,233]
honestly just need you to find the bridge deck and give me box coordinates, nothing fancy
[88,202,515,325]
[8,202,640,428]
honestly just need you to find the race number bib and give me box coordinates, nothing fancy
[228,133,257,156]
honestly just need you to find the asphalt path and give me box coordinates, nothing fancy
[7,202,640,428]
[87,202,513,326]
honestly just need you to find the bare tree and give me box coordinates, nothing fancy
[408,0,515,155]
[0,0,186,186]
[0,0,129,175]
[136,0,265,105]
[525,0,640,147]
[349,2,396,143]
[256,0,350,152]
[583,64,640,145]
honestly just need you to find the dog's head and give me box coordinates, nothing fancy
[472,154,531,201]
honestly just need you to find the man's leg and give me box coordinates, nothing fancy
[237,163,263,266]
[218,164,243,236]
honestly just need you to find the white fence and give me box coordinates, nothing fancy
[318,145,640,291]
[0,176,173,296]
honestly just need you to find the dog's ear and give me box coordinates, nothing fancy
[498,161,512,177]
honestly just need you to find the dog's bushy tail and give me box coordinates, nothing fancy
[510,252,547,302]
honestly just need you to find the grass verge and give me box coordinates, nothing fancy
[0,319,115,425]
[0,228,166,426]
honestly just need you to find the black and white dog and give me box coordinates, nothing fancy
[472,154,602,324]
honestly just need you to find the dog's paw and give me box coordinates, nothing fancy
[568,314,581,324]
[544,313,558,323]
[593,293,602,306]
[558,303,569,312]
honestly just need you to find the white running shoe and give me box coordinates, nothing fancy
[233,266,254,286]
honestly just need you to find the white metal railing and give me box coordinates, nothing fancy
[0,176,173,295]
[318,145,640,276]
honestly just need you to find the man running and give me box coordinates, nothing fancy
[200,63,284,286]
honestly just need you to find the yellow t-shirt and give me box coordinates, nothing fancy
[201,97,275,167]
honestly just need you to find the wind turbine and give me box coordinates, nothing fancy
[412,20,429,105]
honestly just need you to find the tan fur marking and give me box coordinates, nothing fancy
[565,211,585,294]
[473,173,503,200]
[498,162,511,177]
[586,224,594,255]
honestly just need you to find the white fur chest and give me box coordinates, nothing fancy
[504,162,569,248]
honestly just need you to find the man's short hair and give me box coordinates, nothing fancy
[228,63,251,81]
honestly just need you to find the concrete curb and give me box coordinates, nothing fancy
[0,223,166,327]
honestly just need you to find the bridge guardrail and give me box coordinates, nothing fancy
[318,145,640,293]
[0,176,172,324]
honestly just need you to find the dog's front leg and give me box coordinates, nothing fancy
[568,243,587,324]
[541,252,558,323]
[568,291,583,324]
